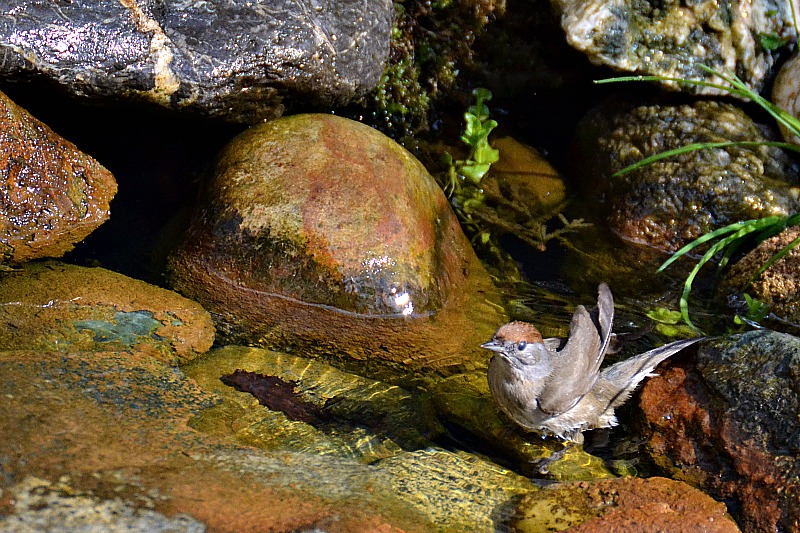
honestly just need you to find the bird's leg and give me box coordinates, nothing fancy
[533,439,578,475]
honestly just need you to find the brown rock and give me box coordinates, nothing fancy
[512,476,738,532]
[169,113,505,375]
[485,136,567,216]
[725,224,800,323]
[0,90,116,263]
[772,52,800,146]
[573,97,800,252]
[638,340,800,533]
[0,261,214,364]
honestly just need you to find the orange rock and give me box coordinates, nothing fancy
[0,90,116,263]
[170,114,505,375]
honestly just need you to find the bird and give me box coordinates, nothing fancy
[482,283,701,445]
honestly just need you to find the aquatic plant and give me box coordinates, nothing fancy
[438,88,589,267]
[596,67,800,330]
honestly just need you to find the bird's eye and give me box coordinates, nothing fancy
[517,341,527,351]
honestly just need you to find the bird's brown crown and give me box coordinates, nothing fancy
[493,321,543,343]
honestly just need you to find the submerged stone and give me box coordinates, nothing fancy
[169,113,505,375]
[0,348,547,531]
[0,90,116,264]
[0,0,391,123]
[0,261,214,364]
[183,345,444,463]
[573,97,800,251]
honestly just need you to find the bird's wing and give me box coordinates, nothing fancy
[537,303,603,414]
[598,337,702,409]
[591,282,614,375]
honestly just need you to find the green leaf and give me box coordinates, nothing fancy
[460,162,491,183]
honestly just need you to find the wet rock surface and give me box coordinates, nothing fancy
[552,0,795,94]
[511,476,739,532]
[639,330,800,533]
[0,261,214,364]
[0,0,392,123]
[183,345,444,462]
[0,348,545,531]
[574,97,800,251]
[0,90,116,264]
[169,113,505,376]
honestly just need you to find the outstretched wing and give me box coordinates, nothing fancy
[591,282,614,375]
[537,283,614,415]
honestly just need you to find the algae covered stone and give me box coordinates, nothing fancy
[0,261,214,364]
[553,0,794,95]
[170,113,505,374]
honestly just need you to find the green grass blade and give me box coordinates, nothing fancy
[612,141,800,177]
[677,225,770,328]
[657,218,781,272]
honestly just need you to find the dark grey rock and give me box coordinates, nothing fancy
[0,0,392,123]
[699,331,800,454]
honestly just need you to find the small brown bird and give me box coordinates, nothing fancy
[482,283,700,444]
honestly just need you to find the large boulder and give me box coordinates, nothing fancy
[169,113,505,375]
[0,90,116,263]
[0,0,392,123]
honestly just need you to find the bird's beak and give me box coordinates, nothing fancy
[481,340,505,352]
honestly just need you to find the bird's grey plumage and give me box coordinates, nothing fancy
[483,283,702,444]
[537,283,614,414]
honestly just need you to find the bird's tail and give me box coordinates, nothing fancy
[598,337,701,409]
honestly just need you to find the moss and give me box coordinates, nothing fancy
[352,0,505,139]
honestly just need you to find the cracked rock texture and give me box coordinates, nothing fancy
[0,0,392,123]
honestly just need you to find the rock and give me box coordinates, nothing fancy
[484,136,567,216]
[551,0,795,95]
[0,348,538,531]
[0,261,214,364]
[772,51,800,145]
[0,90,116,264]
[0,477,206,533]
[0,0,392,123]
[573,97,800,251]
[169,113,505,376]
[182,345,444,463]
[638,331,800,532]
[511,476,739,532]
[373,448,535,531]
[725,225,800,323]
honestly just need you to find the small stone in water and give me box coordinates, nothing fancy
[220,370,331,425]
